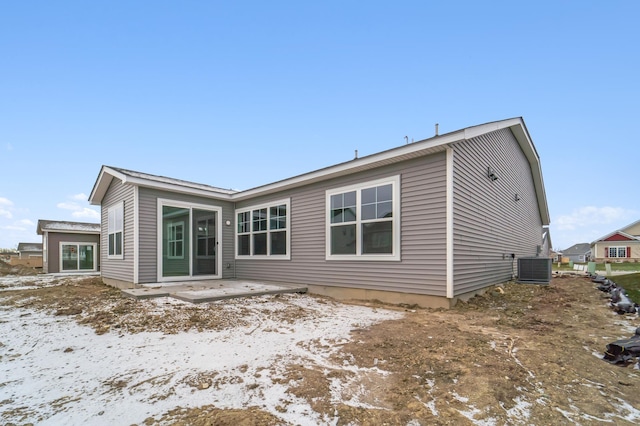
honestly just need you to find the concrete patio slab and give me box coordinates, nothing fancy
[121,280,307,303]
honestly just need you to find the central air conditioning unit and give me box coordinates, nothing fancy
[517,257,552,284]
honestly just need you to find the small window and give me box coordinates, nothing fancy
[236,199,290,258]
[326,176,400,261]
[108,202,124,259]
[167,221,184,259]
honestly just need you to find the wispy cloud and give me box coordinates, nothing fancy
[57,195,99,220]
[0,197,14,219]
[6,225,27,231]
[555,206,637,231]
[5,143,12,151]
[72,208,100,220]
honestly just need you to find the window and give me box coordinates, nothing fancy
[61,243,97,271]
[608,246,628,258]
[108,202,123,258]
[236,199,290,258]
[326,176,400,261]
[167,221,184,259]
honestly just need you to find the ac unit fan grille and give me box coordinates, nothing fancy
[517,257,552,284]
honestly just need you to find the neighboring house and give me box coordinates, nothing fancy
[11,242,43,268]
[37,220,101,274]
[89,117,550,308]
[591,219,640,262]
[17,242,43,259]
[560,243,591,263]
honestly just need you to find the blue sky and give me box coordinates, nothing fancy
[1,1,638,251]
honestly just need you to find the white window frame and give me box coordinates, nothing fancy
[167,221,185,259]
[59,242,98,272]
[235,198,291,260]
[156,199,222,282]
[325,175,401,261]
[609,246,627,258]
[107,202,124,259]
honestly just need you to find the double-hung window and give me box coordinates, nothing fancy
[236,199,290,258]
[326,176,400,260]
[108,202,124,259]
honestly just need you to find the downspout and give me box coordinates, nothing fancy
[133,186,139,285]
[446,147,454,299]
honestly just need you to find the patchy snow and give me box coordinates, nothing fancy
[0,280,404,425]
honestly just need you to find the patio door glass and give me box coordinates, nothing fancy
[61,243,96,271]
[161,204,219,279]
[193,209,217,276]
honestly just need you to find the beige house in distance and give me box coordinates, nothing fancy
[590,219,640,263]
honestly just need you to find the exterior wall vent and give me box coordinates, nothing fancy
[517,257,552,284]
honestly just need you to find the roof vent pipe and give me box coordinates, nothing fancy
[354,149,358,159]
[435,123,439,136]
[404,136,408,144]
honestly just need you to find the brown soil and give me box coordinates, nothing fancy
[0,260,42,276]
[1,268,639,425]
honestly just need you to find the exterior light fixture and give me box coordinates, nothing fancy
[487,167,498,181]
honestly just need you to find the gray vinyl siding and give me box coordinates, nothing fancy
[101,179,135,283]
[235,153,448,296]
[137,188,235,283]
[45,232,100,274]
[452,128,544,295]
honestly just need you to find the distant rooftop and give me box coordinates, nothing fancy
[37,220,101,235]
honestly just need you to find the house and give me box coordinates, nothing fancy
[590,219,640,263]
[10,242,43,268]
[89,117,550,308]
[560,243,591,263]
[37,220,101,273]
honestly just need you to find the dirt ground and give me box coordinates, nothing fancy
[1,262,639,425]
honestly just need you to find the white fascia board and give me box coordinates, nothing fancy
[43,229,100,235]
[591,231,640,244]
[130,178,235,201]
[92,166,234,203]
[88,167,113,205]
[505,120,550,226]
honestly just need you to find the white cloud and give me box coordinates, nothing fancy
[57,196,99,220]
[57,201,81,211]
[71,208,100,220]
[71,193,88,201]
[3,224,27,231]
[554,206,637,231]
[18,219,35,226]
[0,197,14,219]
[551,205,639,250]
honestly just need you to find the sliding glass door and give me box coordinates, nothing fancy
[159,201,221,281]
[60,243,97,272]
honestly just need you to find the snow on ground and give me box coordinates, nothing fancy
[0,275,404,426]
